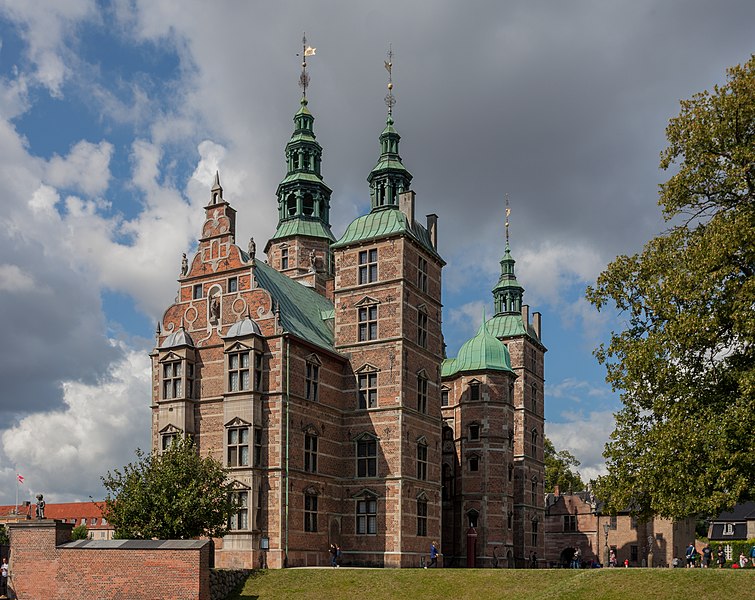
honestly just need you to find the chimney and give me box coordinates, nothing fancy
[426,214,438,249]
[399,191,415,224]
[554,485,561,497]
[521,304,529,328]
[533,311,542,339]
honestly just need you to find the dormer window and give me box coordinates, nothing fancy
[723,523,734,536]
[229,350,250,392]
[163,361,182,399]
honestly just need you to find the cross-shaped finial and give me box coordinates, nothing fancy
[384,44,395,115]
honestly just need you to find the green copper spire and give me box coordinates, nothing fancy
[271,96,335,242]
[367,47,412,211]
[442,310,513,377]
[492,242,524,315]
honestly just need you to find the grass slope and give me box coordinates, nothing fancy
[229,568,755,600]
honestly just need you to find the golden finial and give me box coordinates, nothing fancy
[297,32,316,99]
[505,193,511,246]
[384,44,395,116]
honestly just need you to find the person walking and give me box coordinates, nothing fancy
[0,557,8,599]
[329,544,338,568]
[426,541,440,568]
[685,542,695,568]
[750,542,755,568]
[335,544,342,567]
[717,546,726,568]
[739,552,748,568]
[702,544,712,568]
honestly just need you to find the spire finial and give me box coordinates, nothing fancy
[384,44,395,117]
[298,32,316,99]
[505,193,511,246]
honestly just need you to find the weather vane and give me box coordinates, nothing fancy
[505,193,511,245]
[297,32,316,98]
[384,44,395,116]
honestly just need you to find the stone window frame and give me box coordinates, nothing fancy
[417,304,428,348]
[356,364,379,410]
[417,256,428,293]
[226,342,253,393]
[159,351,194,401]
[358,248,378,285]
[469,380,481,401]
[468,452,481,473]
[303,426,319,474]
[610,515,617,530]
[467,509,479,528]
[531,517,539,547]
[192,284,202,300]
[530,427,539,457]
[253,426,263,467]
[305,354,321,401]
[468,422,481,441]
[531,476,538,498]
[228,276,238,293]
[507,510,513,530]
[355,432,378,478]
[416,436,428,481]
[416,492,429,537]
[564,514,577,532]
[417,370,429,414]
[225,417,252,468]
[441,386,450,407]
[357,304,378,342]
[281,245,290,270]
[228,481,252,532]
[159,424,183,452]
[304,486,319,533]
[355,491,379,535]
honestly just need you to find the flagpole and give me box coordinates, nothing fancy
[15,473,19,515]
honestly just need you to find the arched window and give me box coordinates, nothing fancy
[302,193,314,216]
[286,193,297,216]
[531,428,538,457]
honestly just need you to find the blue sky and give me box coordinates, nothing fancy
[0,0,754,505]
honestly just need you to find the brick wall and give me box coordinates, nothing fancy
[7,520,210,600]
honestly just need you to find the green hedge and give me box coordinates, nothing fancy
[709,539,755,566]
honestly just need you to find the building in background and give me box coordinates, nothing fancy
[544,489,695,568]
[0,502,113,541]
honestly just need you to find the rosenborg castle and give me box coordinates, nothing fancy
[151,85,546,569]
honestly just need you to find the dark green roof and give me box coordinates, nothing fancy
[269,218,336,242]
[331,207,441,260]
[486,314,541,343]
[442,321,514,377]
[253,259,335,351]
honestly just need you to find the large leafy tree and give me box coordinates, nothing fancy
[544,436,585,493]
[102,437,239,539]
[587,56,755,520]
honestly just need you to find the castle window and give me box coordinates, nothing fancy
[417,306,428,348]
[357,438,377,477]
[162,360,181,399]
[610,515,617,530]
[531,428,538,457]
[304,493,318,532]
[507,511,513,529]
[304,433,318,473]
[358,305,378,341]
[192,284,202,300]
[531,476,538,497]
[564,515,578,532]
[358,372,377,409]
[227,425,250,467]
[469,424,480,441]
[418,257,428,292]
[469,456,479,472]
[161,432,178,451]
[531,518,539,546]
[467,510,479,528]
[253,427,263,467]
[254,353,264,390]
[306,361,319,401]
[417,498,428,537]
[358,249,378,284]
[229,491,248,530]
[508,463,514,482]
[441,388,449,407]
[417,373,428,414]
[228,277,238,293]
[531,383,537,412]
[356,495,377,535]
[470,382,480,401]
[302,193,314,216]
[228,351,250,392]
[281,247,289,269]
[417,442,428,481]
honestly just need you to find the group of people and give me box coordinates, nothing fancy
[682,542,755,568]
[327,541,442,568]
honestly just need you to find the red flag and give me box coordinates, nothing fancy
[17,473,24,484]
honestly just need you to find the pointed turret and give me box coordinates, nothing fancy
[492,243,524,315]
[367,115,413,210]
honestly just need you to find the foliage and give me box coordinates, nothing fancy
[71,524,89,540]
[228,568,755,600]
[587,56,755,519]
[718,539,755,566]
[544,436,585,493]
[0,524,8,545]
[101,437,239,539]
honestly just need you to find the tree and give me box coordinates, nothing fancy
[102,437,239,539]
[71,524,89,540]
[587,56,755,520]
[544,437,585,493]
[0,524,8,546]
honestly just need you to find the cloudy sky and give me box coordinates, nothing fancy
[0,0,753,505]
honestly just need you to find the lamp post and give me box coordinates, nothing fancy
[603,523,610,567]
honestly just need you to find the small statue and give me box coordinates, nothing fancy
[309,249,317,272]
[35,494,45,519]
[210,297,220,321]
[248,237,256,260]
[180,253,188,276]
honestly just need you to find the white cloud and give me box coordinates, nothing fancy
[45,140,113,197]
[548,377,612,402]
[546,410,617,483]
[0,263,35,292]
[0,344,151,504]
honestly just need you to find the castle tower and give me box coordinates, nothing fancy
[329,54,445,567]
[265,83,335,296]
[486,240,546,567]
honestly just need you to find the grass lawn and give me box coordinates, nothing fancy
[228,567,755,600]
